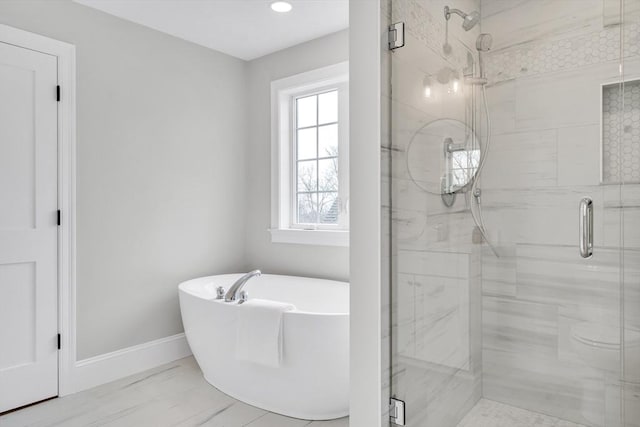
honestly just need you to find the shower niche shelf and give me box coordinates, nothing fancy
[601,78,640,184]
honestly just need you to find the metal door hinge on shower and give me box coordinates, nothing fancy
[388,22,405,50]
[390,398,406,425]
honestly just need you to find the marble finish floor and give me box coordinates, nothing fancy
[0,357,348,427]
[456,399,586,427]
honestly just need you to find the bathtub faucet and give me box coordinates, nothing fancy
[224,270,261,302]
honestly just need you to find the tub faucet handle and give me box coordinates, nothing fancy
[215,286,225,300]
[238,290,249,304]
[224,270,261,302]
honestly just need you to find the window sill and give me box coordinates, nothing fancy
[269,228,349,247]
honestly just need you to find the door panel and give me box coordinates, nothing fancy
[0,41,58,413]
[0,60,35,229]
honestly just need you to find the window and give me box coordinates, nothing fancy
[445,148,479,193]
[270,62,349,246]
[295,90,340,225]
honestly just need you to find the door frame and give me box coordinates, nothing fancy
[0,24,77,397]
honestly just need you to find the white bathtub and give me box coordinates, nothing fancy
[178,274,349,420]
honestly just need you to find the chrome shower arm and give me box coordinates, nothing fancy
[444,6,466,20]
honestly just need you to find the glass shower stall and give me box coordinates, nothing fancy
[384,1,640,426]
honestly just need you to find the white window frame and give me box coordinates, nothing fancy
[270,62,349,247]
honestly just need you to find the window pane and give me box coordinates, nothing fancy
[318,124,338,158]
[452,169,469,187]
[318,158,338,192]
[452,150,480,169]
[297,128,317,160]
[318,90,338,125]
[297,160,317,192]
[318,192,339,224]
[296,95,317,128]
[297,193,318,224]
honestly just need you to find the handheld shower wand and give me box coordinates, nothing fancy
[466,34,493,85]
[467,33,500,257]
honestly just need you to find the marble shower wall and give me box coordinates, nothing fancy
[479,1,640,426]
[387,1,483,426]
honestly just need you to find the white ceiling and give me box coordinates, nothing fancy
[74,0,349,61]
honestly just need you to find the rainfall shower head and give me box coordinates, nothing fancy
[444,6,480,31]
[462,11,480,31]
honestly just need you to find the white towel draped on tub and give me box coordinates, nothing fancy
[236,299,295,367]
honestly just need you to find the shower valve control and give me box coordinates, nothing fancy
[238,291,249,305]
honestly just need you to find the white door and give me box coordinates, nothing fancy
[0,41,58,412]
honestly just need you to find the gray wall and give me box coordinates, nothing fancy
[244,30,350,282]
[0,0,249,359]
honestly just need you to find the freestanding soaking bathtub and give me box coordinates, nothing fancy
[178,274,349,420]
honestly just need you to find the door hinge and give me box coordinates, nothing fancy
[56,85,60,102]
[390,398,406,425]
[388,22,405,50]
[57,210,61,226]
[57,334,61,350]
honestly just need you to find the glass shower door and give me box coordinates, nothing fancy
[386,1,636,426]
[387,1,484,425]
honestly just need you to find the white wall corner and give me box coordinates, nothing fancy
[62,333,192,396]
[349,0,384,426]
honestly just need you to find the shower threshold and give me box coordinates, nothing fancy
[456,399,586,427]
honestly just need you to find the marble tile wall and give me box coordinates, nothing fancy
[481,245,632,426]
[479,1,640,426]
[483,21,639,85]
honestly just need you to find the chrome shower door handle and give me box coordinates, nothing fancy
[579,197,593,258]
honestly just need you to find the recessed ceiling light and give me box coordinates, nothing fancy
[270,1,292,13]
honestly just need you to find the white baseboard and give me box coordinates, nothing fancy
[63,333,192,395]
